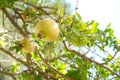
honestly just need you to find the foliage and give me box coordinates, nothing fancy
[0,0,120,80]
[0,0,18,9]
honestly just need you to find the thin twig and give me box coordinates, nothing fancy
[38,70,56,80]
[21,1,49,15]
[101,51,118,65]
[2,10,5,27]
[70,0,79,28]
[96,44,119,64]
[47,54,66,62]
[15,70,28,75]
[59,58,79,69]
[75,0,79,11]
[85,47,105,59]
[32,61,57,80]
[14,8,25,24]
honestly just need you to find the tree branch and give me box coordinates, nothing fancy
[47,54,66,62]
[101,50,118,65]
[37,50,74,80]
[2,8,27,37]
[59,58,79,69]
[13,8,25,24]
[21,1,49,15]
[0,46,27,66]
[63,40,120,78]
[0,70,16,80]
[26,53,34,80]
[38,70,57,80]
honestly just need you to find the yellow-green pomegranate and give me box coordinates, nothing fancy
[35,18,59,42]
[19,37,35,53]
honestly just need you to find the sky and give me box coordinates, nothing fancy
[76,0,120,39]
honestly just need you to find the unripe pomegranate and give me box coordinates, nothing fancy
[19,37,35,53]
[35,18,59,42]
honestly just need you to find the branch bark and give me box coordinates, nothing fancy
[26,53,34,80]
[2,8,27,37]
[0,70,16,80]
[0,46,27,66]
[37,50,74,80]
[101,50,118,65]
[63,40,120,78]
[13,8,25,24]
[21,1,49,15]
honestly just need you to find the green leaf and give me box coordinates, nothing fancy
[114,57,120,67]
[66,70,87,80]
[107,55,112,60]
[0,0,18,9]
[33,0,38,4]
[22,73,31,80]
[57,6,64,17]
[90,22,99,34]
[34,74,42,80]
[62,15,73,26]
[75,12,82,20]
